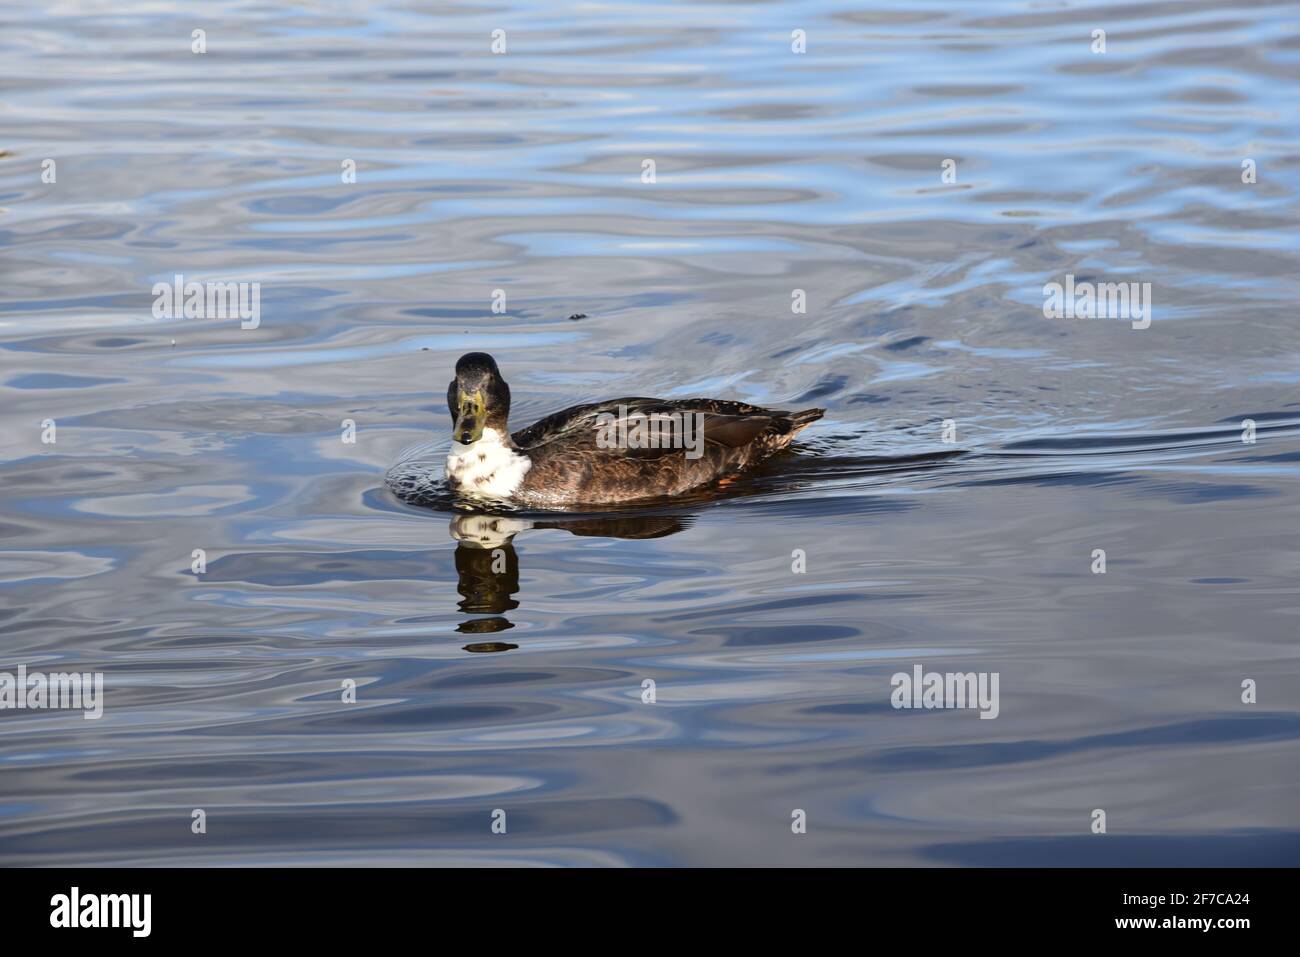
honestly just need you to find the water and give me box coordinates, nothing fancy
[2,0,1299,866]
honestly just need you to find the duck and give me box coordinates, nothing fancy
[393,352,823,508]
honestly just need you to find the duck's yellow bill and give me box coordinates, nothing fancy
[454,389,486,444]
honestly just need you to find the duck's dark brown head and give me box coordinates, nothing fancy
[448,352,512,444]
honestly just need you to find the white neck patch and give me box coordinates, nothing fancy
[449,514,532,548]
[445,427,532,499]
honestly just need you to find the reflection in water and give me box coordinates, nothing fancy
[448,512,690,645]
[451,515,523,621]
[463,641,519,653]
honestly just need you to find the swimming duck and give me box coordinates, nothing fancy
[406,352,823,508]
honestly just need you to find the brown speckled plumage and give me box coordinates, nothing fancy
[509,396,823,506]
[393,353,825,508]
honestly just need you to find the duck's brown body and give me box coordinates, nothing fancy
[389,353,824,509]
[504,396,823,506]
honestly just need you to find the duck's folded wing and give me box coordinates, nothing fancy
[514,398,788,458]
[511,398,658,449]
[700,413,778,448]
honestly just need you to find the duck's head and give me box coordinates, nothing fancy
[448,352,511,444]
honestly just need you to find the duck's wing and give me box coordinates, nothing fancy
[512,397,786,454]
[511,398,824,505]
[510,397,658,450]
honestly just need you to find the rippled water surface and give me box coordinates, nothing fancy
[3,0,1300,865]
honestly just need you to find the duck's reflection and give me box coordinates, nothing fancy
[448,511,690,649]
[452,516,522,617]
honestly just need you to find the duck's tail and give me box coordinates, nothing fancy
[785,408,825,432]
[769,408,824,450]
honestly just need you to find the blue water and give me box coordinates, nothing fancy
[1,0,1299,865]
